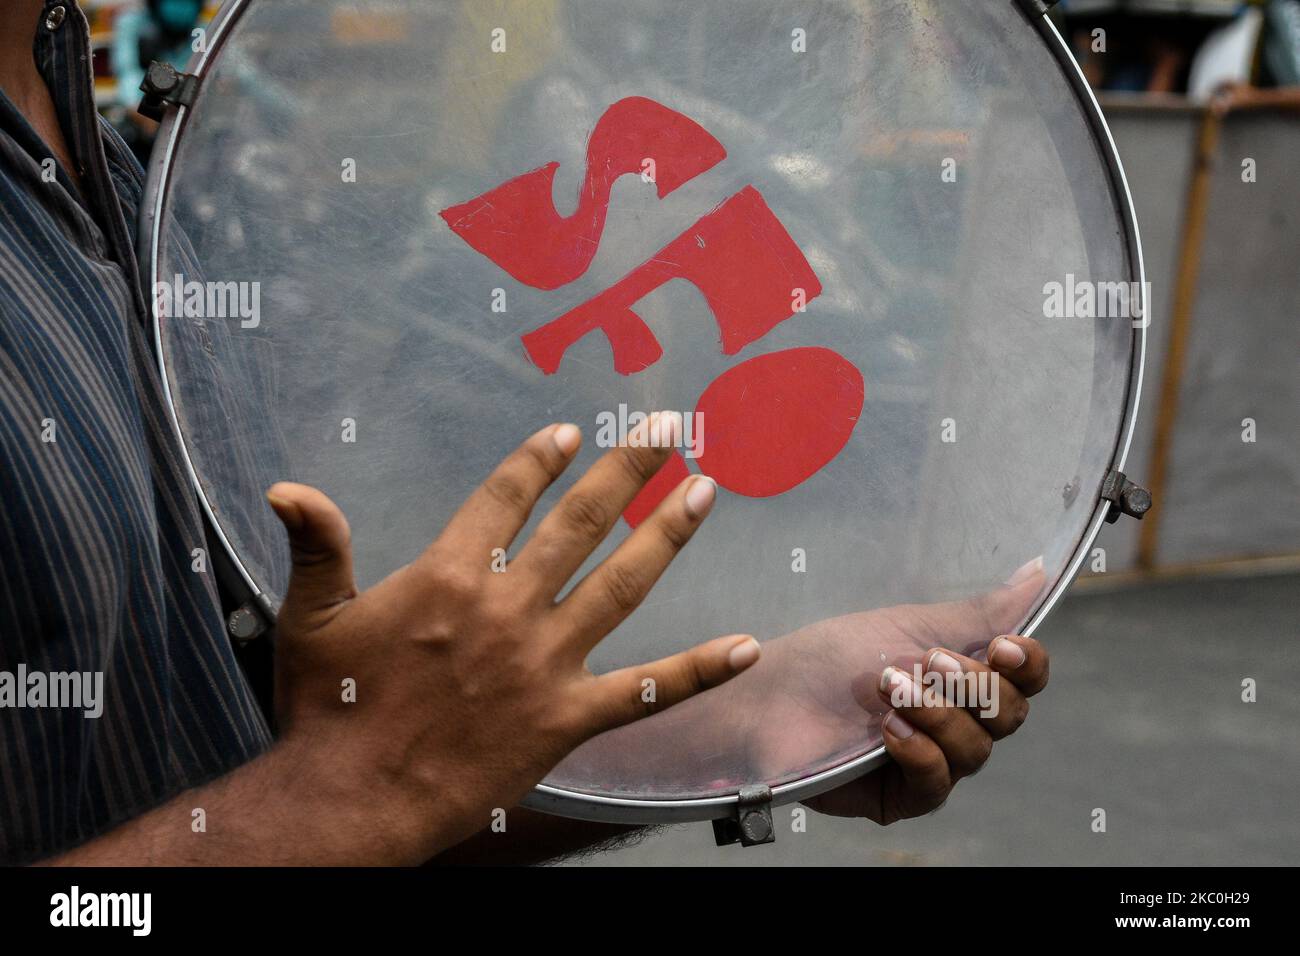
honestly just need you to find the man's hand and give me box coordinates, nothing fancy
[267,413,759,863]
[554,556,1051,837]
[41,413,757,866]
[804,634,1049,822]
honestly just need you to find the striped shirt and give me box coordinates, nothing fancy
[0,1,270,863]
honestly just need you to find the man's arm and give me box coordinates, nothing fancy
[430,809,644,867]
[37,740,440,866]
[42,740,639,866]
[31,420,757,866]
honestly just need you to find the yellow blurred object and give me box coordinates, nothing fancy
[860,130,971,161]
[436,0,562,163]
[330,9,413,45]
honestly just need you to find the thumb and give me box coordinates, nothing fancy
[956,556,1046,657]
[901,556,1046,657]
[266,482,357,620]
[977,555,1046,633]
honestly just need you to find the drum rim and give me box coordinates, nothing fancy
[140,0,1148,824]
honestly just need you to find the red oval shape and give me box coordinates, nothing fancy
[695,347,865,498]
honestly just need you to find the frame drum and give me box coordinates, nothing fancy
[143,0,1146,823]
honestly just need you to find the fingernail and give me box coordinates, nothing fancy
[879,666,896,694]
[989,636,1027,669]
[878,665,914,700]
[883,710,914,740]
[928,650,962,676]
[265,491,302,531]
[727,636,761,672]
[1006,555,1044,587]
[552,423,581,456]
[684,475,717,519]
[652,410,682,448]
[628,412,656,448]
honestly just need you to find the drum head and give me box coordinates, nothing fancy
[145,0,1144,820]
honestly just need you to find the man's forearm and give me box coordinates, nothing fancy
[43,752,642,866]
[38,741,428,866]
[430,807,648,866]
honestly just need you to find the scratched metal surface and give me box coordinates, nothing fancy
[155,0,1134,804]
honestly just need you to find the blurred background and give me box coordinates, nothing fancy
[88,0,1298,863]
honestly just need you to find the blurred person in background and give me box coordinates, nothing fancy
[1059,0,1300,96]
[112,0,204,162]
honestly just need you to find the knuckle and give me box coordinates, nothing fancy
[646,661,696,714]
[926,701,957,733]
[422,617,459,644]
[333,523,353,556]
[957,734,994,775]
[681,652,711,695]
[921,785,951,815]
[552,697,598,743]
[654,514,693,552]
[482,474,532,514]
[520,437,564,480]
[289,534,347,571]
[567,680,630,737]
[428,564,481,604]
[896,774,951,820]
[559,491,610,541]
[600,562,647,614]
[617,445,663,485]
[1035,660,1050,693]
[1011,695,1030,731]
[625,685,663,721]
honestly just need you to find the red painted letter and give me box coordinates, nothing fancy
[439,97,727,290]
[622,348,865,525]
[694,347,864,498]
[521,186,823,375]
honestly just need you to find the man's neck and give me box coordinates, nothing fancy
[0,1,83,186]
[0,1,48,103]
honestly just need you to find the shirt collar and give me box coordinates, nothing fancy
[26,0,148,315]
